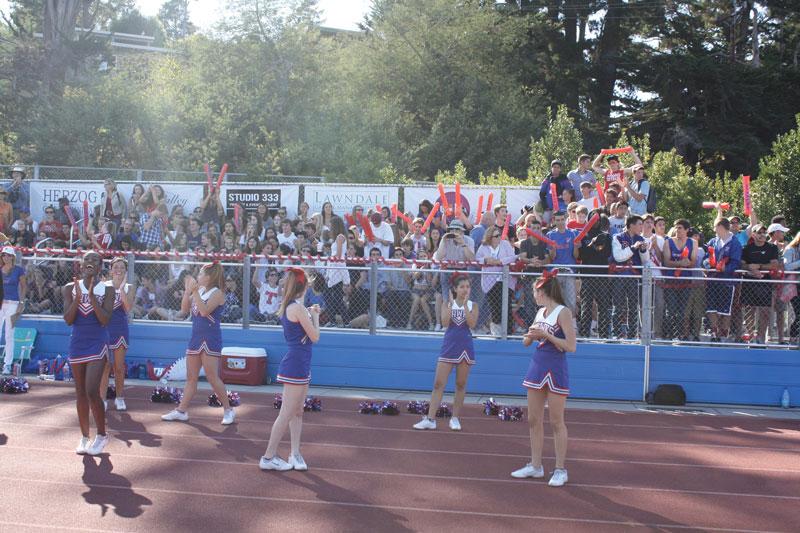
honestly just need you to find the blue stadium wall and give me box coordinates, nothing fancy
[19,319,799,407]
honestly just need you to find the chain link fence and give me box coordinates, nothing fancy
[13,250,800,349]
[1,164,323,183]
[648,267,799,346]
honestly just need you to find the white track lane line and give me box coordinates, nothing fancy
[39,398,800,436]
[9,416,797,453]
[4,445,800,502]
[0,475,786,533]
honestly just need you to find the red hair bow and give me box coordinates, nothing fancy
[449,272,468,287]
[534,269,558,289]
[287,267,306,284]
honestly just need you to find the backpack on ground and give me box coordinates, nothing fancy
[645,384,686,406]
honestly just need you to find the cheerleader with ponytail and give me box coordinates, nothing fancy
[412,272,478,432]
[161,262,236,425]
[260,267,320,472]
[99,257,134,411]
[511,270,576,487]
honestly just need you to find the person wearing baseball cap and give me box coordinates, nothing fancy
[740,223,781,344]
[0,245,25,375]
[767,222,791,343]
[768,223,790,249]
[433,218,475,315]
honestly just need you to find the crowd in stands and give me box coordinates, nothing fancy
[3,156,799,346]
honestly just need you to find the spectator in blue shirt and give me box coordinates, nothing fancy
[545,211,579,313]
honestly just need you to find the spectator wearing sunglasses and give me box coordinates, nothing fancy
[740,223,780,344]
[39,206,67,241]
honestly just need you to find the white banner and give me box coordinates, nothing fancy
[402,186,502,222]
[117,183,205,216]
[29,181,206,219]
[504,186,539,221]
[220,184,299,218]
[304,185,399,215]
[31,181,102,217]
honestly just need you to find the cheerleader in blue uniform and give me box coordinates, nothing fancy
[260,267,320,472]
[99,257,134,411]
[413,273,478,432]
[162,262,235,425]
[62,251,115,456]
[511,270,576,487]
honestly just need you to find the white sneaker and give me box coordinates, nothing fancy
[86,434,109,456]
[511,463,545,479]
[434,324,442,331]
[548,468,568,487]
[1,363,10,375]
[413,417,436,430]
[115,398,127,411]
[490,322,502,336]
[259,455,293,471]
[76,436,90,455]
[289,454,308,471]
[161,409,189,422]
[103,400,107,412]
[222,408,236,425]
[448,417,462,431]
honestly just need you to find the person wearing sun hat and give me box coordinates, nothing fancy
[4,165,30,221]
[0,245,25,375]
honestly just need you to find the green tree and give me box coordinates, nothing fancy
[752,113,800,225]
[528,105,584,182]
[158,0,195,40]
[110,9,166,45]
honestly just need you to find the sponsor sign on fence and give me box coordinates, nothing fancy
[304,185,399,215]
[221,185,300,218]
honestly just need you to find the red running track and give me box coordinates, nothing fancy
[0,383,798,532]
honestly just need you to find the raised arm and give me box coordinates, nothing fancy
[591,153,605,174]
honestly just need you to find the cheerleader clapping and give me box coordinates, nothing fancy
[161,262,236,425]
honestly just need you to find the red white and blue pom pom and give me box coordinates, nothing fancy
[359,401,380,414]
[406,400,429,415]
[106,385,116,400]
[304,396,322,412]
[360,401,399,415]
[1,377,30,394]
[483,397,500,416]
[498,406,524,421]
[274,394,321,411]
[379,401,399,415]
[435,403,452,418]
[151,386,182,403]
[208,391,241,407]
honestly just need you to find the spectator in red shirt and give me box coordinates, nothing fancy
[38,206,67,241]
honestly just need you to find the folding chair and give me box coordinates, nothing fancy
[3,327,37,371]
